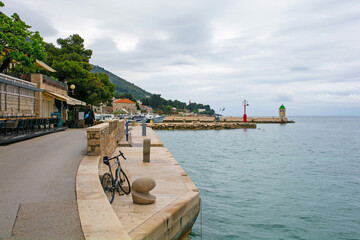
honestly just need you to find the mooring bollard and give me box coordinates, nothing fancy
[142,119,146,136]
[143,138,151,162]
[126,121,129,141]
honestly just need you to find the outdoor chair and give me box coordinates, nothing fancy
[0,120,5,135]
[16,119,26,135]
[4,119,19,135]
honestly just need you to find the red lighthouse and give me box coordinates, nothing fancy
[243,99,249,123]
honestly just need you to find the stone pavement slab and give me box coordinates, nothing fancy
[99,144,199,237]
[10,200,83,240]
[119,126,163,147]
[0,203,19,238]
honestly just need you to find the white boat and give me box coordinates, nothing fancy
[95,114,114,121]
[145,114,165,123]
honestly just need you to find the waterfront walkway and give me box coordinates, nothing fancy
[98,126,200,239]
[0,129,87,239]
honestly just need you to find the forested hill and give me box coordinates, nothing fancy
[91,65,152,100]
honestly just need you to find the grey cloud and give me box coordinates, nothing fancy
[6,0,360,116]
[3,0,58,37]
[275,94,293,102]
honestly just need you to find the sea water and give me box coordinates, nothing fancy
[156,117,360,240]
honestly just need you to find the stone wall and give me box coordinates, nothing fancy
[86,119,125,157]
[148,122,256,130]
[0,82,36,116]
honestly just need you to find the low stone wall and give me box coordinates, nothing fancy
[164,116,215,122]
[76,155,131,240]
[148,122,256,130]
[86,119,125,156]
[79,119,131,239]
[225,117,295,123]
[163,116,295,124]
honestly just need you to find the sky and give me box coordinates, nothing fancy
[2,0,360,116]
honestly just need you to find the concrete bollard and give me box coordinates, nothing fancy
[143,138,151,162]
[142,119,146,136]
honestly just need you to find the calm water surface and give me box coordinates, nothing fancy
[156,117,360,240]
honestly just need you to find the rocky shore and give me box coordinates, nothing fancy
[148,122,256,130]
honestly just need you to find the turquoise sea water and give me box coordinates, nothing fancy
[156,117,360,240]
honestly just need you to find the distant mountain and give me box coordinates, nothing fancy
[91,65,152,100]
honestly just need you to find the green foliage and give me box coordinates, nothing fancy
[164,105,173,113]
[187,102,215,115]
[44,34,115,105]
[91,65,152,100]
[148,94,163,109]
[114,92,136,102]
[142,94,215,115]
[0,2,46,73]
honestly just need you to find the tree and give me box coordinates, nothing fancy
[0,1,46,73]
[164,105,173,113]
[44,34,115,105]
[148,94,164,109]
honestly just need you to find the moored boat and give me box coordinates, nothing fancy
[145,114,165,123]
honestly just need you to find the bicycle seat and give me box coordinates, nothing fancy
[103,156,110,165]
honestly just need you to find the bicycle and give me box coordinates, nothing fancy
[101,150,131,203]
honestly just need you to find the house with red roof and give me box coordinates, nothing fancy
[113,98,137,114]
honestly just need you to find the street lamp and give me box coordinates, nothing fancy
[70,84,75,95]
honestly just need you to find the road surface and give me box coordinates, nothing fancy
[0,129,87,239]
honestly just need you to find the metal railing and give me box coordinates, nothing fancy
[0,73,37,88]
[42,75,67,90]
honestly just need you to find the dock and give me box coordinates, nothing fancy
[163,116,295,124]
[148,122,256,130]
[77,121,200,239]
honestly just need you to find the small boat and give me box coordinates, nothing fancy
[95,114,114,121]
[145,114,165,123]
[132,115,146,122]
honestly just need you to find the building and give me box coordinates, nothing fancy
[279,104,287,121]
[140,105,153,114]
[0,73,42,117]
[113,99,137,114]
[30,73,85,124]
[93,104,113,114]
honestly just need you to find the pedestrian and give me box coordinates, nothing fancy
[84,104,95,127]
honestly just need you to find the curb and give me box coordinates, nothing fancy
[76,155,131,240]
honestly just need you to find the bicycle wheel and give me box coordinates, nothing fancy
[101,173,115,203]
[118,169,131,195]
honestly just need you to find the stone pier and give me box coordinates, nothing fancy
[77,123,200,240]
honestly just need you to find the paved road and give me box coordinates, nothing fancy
[0,129,87,239]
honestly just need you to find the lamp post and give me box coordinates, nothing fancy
[70,84,75,95]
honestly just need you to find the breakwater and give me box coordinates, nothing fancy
[148,122,256,130]
[163,116,295,124]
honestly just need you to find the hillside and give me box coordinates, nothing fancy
[91,65,152,100]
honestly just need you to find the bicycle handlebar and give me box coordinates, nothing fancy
[103,150,126,165]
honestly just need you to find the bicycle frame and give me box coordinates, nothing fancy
[103,150,130,194]
[105,158,122,189]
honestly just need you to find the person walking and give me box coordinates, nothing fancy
[84,104,95,127]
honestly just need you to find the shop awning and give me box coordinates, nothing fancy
[35,60,56,72]
[44,90,86,106]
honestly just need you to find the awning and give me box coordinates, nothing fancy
[44,90,86,106]
[66,95,86,106]
[35,60,56,73]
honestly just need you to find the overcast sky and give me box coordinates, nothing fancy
[3,0,360,116]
